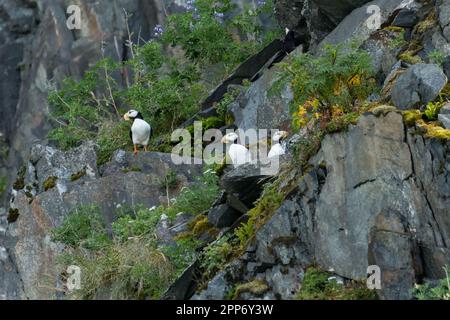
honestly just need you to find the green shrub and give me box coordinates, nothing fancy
[413,266,450,300]
[53,170,220,299]
[296,267,377,300]
[59,240,174,300]
[272,43,376,130]
[48,1,281,163]
[428,50,447,66]
[51,205,111,250]
[403,109,422,127]
[424,101,443,121]
[162,0,279,69]
[200,235,235,279]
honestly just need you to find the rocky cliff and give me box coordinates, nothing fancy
[1,0,450,300]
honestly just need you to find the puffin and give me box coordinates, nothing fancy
[221,132,252,167]
[268,131,288,158]
[123,110,152,155]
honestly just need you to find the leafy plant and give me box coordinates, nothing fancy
[200,235,235,279]
[53,169,220,299]
[272,43,376,131]
[51,205,111,251]
[423,101,443,121]
[162,0,279,69]
[48,3,281,162]
[296,267,377,300]
[413,266,450,300]
[427,50,447,66]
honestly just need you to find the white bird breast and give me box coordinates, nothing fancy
[268,143,286,158]
[228,144,252,167]
[131,119,151,146]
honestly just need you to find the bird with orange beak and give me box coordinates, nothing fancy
[123,110,151,155]
[268,131,288,158]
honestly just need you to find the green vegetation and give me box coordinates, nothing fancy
[388,28,407,49]
[47,0,281,165]
[52,170,220,299]
[233,279,269,299]
[272,43,376,131]
[428,50,447,66]
[200,235,235,280]
[413,266,450,300]
[43,176,58,191]
[296,267,378,300]
[7,208,19,223]
[403,109,422,127]
[162,0,279,68]
[51,206,111,251]
[12,166,26,190]
[70,170,86,182]
[423,101,443,121]
[416,120,450,140]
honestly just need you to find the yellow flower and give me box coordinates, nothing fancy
[348,74,361,87]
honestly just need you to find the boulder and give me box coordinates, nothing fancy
[190,271,232,300]
[220,158,289,208]
[229,66,293,135]
[209,111,450,300]
[438,114,450,130]
[437,0,450,42]
[207,204,241,229]
[6,146,205,299]
[274,0,374,48]
[444,56,450,78]
[318,0,405,49]
[368,210,418,300]
[392,9,419,28]
[391,64,447,109]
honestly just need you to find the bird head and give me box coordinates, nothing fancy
[123,110,142,121]
[221,132,239,144]
[272,131,288,143]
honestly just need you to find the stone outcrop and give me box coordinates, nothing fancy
[194,111,450,300]
[391,64,448,109]
[3,142,204,299]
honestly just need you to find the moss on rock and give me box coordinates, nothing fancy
[43,176,58,191]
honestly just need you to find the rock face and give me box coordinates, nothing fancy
[273,0,373,48]
[194,112,450,300]
[317,0,406,48]
[391,64,448,109]
[229,67,293,136]
[4,143,204,299]
[0,0,181,205]
[438,103,450,129]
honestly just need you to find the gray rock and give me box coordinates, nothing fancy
[437,0,450,42]
[255,200,304,266]
[28,141,98,192]
[274,0,374,48]
[392,9,419,28]
[264,265,304,300]
[229,66,293,135]
[6,149,205,299]
[318,0,405,49]
[190,271,231,300]
[207,204,241,228]
[391,64,447,109]
[368,210,417,300]
[444,56,450,79]
[438,114,450,130]
[439,103,450,115]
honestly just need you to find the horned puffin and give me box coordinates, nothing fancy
[123,110,152,155]
[268,131,288,158]
[221,132,252,167]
